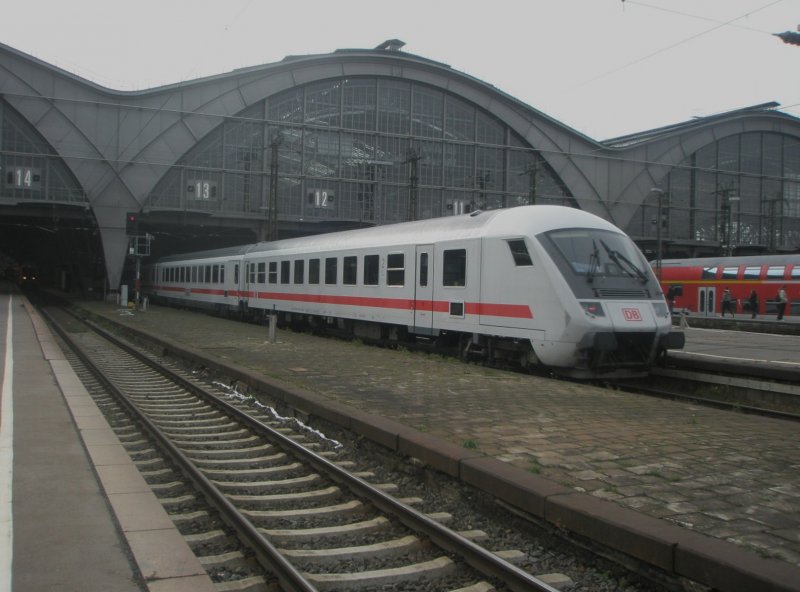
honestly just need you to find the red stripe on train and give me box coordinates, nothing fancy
[154,286,532,319]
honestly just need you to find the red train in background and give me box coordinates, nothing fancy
[656,254,800,317]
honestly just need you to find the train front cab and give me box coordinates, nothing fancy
[536,227,681,378]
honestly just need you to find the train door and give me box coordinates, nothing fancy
[228,260,239,300]
[413,245,435,333]
[240,260,251,310]
[698,286,716,316]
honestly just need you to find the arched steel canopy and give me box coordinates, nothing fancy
[1,40,798,290]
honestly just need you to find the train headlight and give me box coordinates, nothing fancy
[652,302,669,318]
[580,301,605,317]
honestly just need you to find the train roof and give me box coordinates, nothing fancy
[155,206,621,263]
[659,254,800,268]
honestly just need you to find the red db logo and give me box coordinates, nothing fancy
[622,308,642,321]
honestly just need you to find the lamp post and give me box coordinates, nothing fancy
[727,196,740,256]
[650,187,665,279]
[266,132,283,242]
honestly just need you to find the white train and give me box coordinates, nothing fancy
[142,206,684,379]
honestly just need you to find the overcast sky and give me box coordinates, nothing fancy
[2,0,798,139]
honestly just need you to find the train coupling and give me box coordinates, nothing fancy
[577,332,618,351]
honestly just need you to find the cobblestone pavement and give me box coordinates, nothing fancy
[83,301,800,568]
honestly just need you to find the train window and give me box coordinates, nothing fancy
[743,266,760,279]
[234,264,239,285]
[269,261,277,284]
[443,249,466,287]
[792,266,800,279]
[325,257,338,285]
[205,265,212,283]
[281,261,291,284]
[364,255,379,286]
[191,266,197,283]
[507,239,533,266]
[545,228,647,279]
[220,266,225,284]
[248,263,255,284]
[309,259,320,284]
[294,259,305,284]
[767,266,785,279]
[419,253,429,287]
[257,262,266,284]
[722,266,738,280]
[212,265,219,283]
[387,253,404,286]
[701,267,717,279]
[343,256,357,285]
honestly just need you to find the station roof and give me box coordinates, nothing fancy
[602,102,786,148]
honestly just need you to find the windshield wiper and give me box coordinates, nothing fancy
[599,239,648,284]
[587,239,600,283]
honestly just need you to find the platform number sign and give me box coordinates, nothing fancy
[187,180,217,200]
[6,167,41,190]
[308,190,335,208]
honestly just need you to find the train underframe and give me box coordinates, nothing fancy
[268,309,542,371]
[155,295,676,378]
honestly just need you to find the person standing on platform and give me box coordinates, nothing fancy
[777,285,789,320]
[721,288,733,317]
[748,289,758,319]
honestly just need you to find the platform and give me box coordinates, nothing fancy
[0,284,215,592]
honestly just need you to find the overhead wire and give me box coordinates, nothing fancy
[622,0,783,35]
[576,0,787,88]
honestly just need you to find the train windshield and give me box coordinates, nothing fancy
[545,228,650,282]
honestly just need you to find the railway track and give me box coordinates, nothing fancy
[615,357,800,420]
[43,305,571,592]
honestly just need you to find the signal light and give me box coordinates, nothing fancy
[126,212,139,235]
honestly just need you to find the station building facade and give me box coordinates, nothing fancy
[1,39,799,291]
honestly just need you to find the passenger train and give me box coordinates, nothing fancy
[142,206,684,379]
[657,254,800,317]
